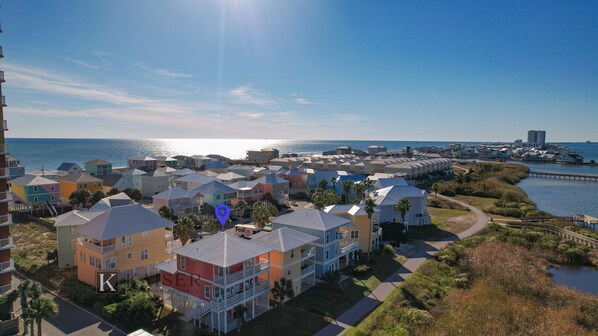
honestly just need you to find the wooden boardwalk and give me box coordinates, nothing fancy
[506,222,598,249]
[528,171,598,182]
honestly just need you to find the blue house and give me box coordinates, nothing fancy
[271,209,360,278]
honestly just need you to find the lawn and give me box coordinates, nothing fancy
[450,195,517,220]
[406,206,476,241]
[241,252,405,336]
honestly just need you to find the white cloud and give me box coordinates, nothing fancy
[64,57,99,69]
[134,62,193,79]
[291,93,317,105]
[229,84,282,108]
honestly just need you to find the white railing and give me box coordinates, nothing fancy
[211,282,270,312]
[2,120,6,130]
[0,191,11,203]
[301,264,315,277]
[340,241,357,254]
[0,167,9,178]
[341,232,349,239]
[0,236,13,250]
[0,214,11,226]
[0,259,14,273]
[213,259,269,285]
[73,238,116,253]
[1,96,5,107]
[301,247,315,259]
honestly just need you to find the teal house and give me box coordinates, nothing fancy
[84,159,113,177]
[10,175,61,206]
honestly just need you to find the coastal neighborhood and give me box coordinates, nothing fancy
[1,1,598,336]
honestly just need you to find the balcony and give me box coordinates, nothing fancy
[0,71,4,83]
[0,167,9,178]
[0,236,14,250]
[0,46,3,58]
[2,120,6,131]
[211,281,269,311]
[74,238,116,253]
[0,214,11,227]
[0,143,7,155]
[0,191,11,203]
[0,283,12,295]
[301,246,315,259]
[301,264,315,277]
[0,259,15,274]
[213,259,269,286]
[340,241,358,254]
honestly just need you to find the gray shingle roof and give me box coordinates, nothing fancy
[272,209,350,231]
[59,173,103,184]
[175,232,272,267]
[194,180,236,195]
[11,174,58,186]
[102,174,126,187]
[76,203,172,240]
[152,187,204,201]
[251,227,318,252]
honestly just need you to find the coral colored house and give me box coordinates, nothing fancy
[157,232,272,334]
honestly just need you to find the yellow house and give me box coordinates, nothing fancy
[74,203,177,287]
[59,173,104,202]
[324,204,383,253]
[252,227,318,300]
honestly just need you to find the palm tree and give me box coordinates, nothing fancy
[173,217,194,245]
[394,198,411,227]
[106,187,120,196]
[363,177,373,197]
[318,179,328,190]
[234,200,248,219]
[204,218,220,234]
[26,281,42,336]
[186,214,202,230]
[30,297,58,336]
[454,173,464,185]
[252,201,278,229]
[432,183,440,198]
[271,278,295,313]
[342,180,354,204]
[364,198,376,261]
[89,190,106,206]
[330,177,338,191]
[233,304,248,333]
[130,189,143,202]
[354,182,365,201]
[18,280,33,334]
[158,205,174,221]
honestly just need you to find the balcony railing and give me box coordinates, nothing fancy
[0,167,9,178]
[211,281,270,311]
[0,191,11,203]
[0,214,11,227]
[2,120,7,131]
[74,238,116,253]
[301,247,315,259]
[340,241,358,254]
[0,236,13,250]
[0,283,12,295]
[1,96,5,107]
[0,259,14,273]
[0,143,7,155]
[0,71,4,83]
[301,264,315,277]
[213,259,269,285]
[0,46,3,58]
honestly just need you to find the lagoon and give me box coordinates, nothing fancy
[549,265,598,296]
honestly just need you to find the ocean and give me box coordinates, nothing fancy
[5,138,597,218]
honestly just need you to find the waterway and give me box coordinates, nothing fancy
[549,266,598,296]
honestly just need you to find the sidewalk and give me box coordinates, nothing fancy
[315,196,488,336]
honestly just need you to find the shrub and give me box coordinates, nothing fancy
[352,264,372,276]
[383,244,396,255]
[60,278,98,307]
[323,270,341,288]
[404,308,433,326]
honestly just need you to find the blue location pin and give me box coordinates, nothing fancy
[215,204,231,227]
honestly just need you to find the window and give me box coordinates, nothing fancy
[326,234,329,244]
[33,186,38,192]
[50,186,55,191]
[290,250,295,258]
[51,195,55,201]
[128,235,133,246]
[335,230,338,240]
[80,252,85,263]
[351,231,359,239]
[325,249,329,260]
[287,269,291,276]
[121,236,126,247]
[33,197,38,203]
[104,257,116,269]
[204,285,211,299]
[216,194,221,200]
[180,256,186,270]
[141,249,149,261]
[142,231,148,237]
[127,253,132,259]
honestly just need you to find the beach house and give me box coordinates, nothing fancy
[251,227,318,299]
[246,148,279,164]
[58,173,103,202]
[174,174,217,191]
[228,180,264,203]
[157,232,272,333]
[74,203,176,287]
[84,159,113,177]
[152,187,204,219]
[54,210,104,268]
[5,156,24,180]
[271,209,360,278]
[324,204,383,254]
[122,168,145,191]
[141,170,170,197]
[194,180,237,209]
[101,174,132,193]
[56,162,84,175]
[369,185,431,226]
[254,175,290,203]
[127,156,158,170]
[216,172,246,185]
[10,175,60,206]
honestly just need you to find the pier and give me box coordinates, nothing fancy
[528,171,598,182]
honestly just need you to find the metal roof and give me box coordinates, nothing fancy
[175,232,272,267]
[11,174,58,186]
[251,227,318,252]
[54,210,104,227]
[59,173,103,184]
[272,209,350,231]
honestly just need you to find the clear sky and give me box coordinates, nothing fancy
[2,1,597,141]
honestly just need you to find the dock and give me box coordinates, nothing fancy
[528,171,598,182]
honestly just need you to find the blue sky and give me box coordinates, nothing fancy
[2,0,597,141]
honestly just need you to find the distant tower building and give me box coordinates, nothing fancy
[367,145,387,156]
[527,130,546,148]
[0,12,14,294]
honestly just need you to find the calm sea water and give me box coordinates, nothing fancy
[6,138,597,218]
[549,266,598,296]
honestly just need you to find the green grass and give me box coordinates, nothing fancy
[242,253,405,336]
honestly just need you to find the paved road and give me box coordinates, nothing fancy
[12,274,126,336]
[315,195,488,336]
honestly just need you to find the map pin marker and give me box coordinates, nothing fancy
[215,204,231,228]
